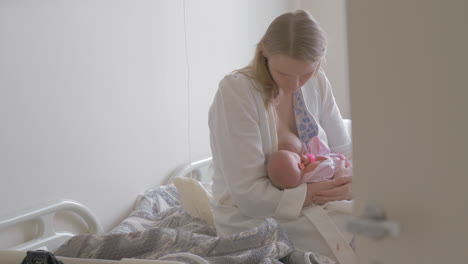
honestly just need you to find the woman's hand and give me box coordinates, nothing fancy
[314,160,353,204]
[312,176,352,205]
[303,160,353,206]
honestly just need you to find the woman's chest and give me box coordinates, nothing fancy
[274,98,303,154]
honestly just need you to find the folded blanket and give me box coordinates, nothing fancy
[55,185,334,264]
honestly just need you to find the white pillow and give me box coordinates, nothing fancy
[172,177,214,226]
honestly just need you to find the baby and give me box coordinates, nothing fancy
[267,136,349,189]
[267,136,355,256]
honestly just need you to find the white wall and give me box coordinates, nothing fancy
[0,0,294,248]
[184,0,292,160]
[300,0,351,118]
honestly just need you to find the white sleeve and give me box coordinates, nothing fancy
[316,70,352,160]
[209,75,306,220]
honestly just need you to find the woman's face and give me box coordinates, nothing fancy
[267,54,318,94]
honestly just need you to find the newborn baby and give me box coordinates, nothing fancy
[268,135,355,261]
[268,136,348,189]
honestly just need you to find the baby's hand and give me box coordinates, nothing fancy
[315,155,328,162]
[302,154,318,164]
[297,162,305,170]
[300,154,311,165]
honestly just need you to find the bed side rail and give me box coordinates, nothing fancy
[0,200,102,251]
[164,157,213,185]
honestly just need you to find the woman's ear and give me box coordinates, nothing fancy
[259,43,268,58]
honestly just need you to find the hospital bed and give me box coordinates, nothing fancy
[0,157,214,264]
[0,120,352,264]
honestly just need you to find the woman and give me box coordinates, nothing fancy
[208,10,353,263]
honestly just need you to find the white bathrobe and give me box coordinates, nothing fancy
[208,69,353,263]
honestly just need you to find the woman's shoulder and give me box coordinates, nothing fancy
[222,70,251,80]
[220,71,257,88]
[302,68,330,97]
[308,68,329,88]
[316,68,332,90]
[217,71,262,98]
[210,71,264,120]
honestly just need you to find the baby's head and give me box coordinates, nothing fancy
[267,150,302,189]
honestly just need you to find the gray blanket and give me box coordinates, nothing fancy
[55,185,335,264]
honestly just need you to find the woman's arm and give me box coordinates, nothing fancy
[302,175,352,206]
[209,74,306,220]
[316,69,352,160]
[312,70,353,204]
[303,181,330,207]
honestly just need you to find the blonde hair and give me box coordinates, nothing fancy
[236,10,327,106]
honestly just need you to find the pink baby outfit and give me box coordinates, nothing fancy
[300,136,345,183]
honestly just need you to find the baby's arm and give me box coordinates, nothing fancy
[301,155,327,174]
[330,153,352,168]
[301,154,327,174]
[300,154,314,165]
[301,154,328,163]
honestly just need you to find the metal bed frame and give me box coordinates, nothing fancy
[0,157,214,253]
